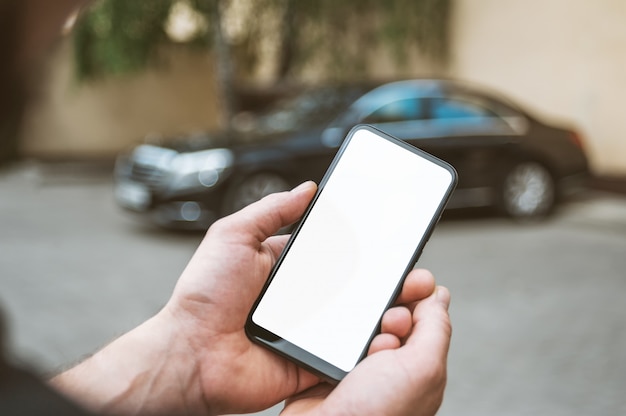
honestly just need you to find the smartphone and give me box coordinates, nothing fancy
[245,125,457,382]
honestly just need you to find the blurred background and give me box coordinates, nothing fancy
[1,0,625,415]
[7,0,626,179]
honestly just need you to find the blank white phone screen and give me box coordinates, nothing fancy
[252,128,453,372]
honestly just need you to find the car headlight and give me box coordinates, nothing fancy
[169,148,234,190]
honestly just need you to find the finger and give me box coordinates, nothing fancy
[215,181,317,244]
[402,286,452,363]
[380,306,412,340]
[264,234,291,260]
[395,268,436,306]
[367,306,412,355]
[434,285,451,310]
[368,333,401,355]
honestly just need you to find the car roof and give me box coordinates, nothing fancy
[350,78,526,116]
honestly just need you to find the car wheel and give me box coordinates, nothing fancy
[500,161,555,219]
[224,172,291,215]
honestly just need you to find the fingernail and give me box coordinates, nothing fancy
[291,181,315,193]
[436,286,451,310]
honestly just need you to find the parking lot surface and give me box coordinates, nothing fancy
[1,163,625,416]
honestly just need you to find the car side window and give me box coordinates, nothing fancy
[429,98,495,121]
[362,98,422,124]
[426,97,521,136]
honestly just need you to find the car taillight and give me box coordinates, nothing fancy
[568,131,585,149]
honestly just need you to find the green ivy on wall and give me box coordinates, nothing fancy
[72,0,451,83]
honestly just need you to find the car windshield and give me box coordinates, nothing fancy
[239,85,371,135]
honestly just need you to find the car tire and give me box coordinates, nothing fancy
[499,161,555,220]
[224,172,291,215]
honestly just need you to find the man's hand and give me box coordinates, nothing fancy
[162,181,322,414]
[282,283,451,416]
[50,181,451,416]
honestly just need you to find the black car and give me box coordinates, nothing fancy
[114,79,589,230]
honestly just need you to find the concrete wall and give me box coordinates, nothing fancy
[20,35,437,162]
[449,0,626,175]
[21,41,222,160]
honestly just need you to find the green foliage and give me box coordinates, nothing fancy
[382,0,451,64]
[220,0,451,80]
[72,0,451,83]
[73,0,200,81]
[281,0,450,78]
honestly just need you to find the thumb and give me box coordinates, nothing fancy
[402,286,452,369]
[218,181,317,243]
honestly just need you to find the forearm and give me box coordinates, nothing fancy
[49,312,204,416]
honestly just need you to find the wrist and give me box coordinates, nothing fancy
[50,311,205,416]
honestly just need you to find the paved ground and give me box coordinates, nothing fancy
[1,163,625,415]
